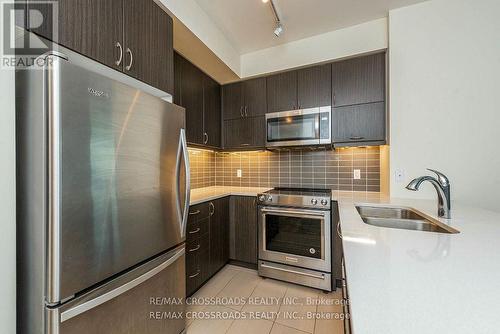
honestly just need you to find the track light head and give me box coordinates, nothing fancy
[274,22,283,37]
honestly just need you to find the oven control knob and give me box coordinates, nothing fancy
[267,195,273,202]
[310,199,318,205]
[321,199,329,206]
[258,195,266,202]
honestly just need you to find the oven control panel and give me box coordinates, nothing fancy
[257,193,331,209]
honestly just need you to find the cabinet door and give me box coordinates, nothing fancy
[266,71,298,112]
[180,57,204,144]
[243,78,267,117]
[224,118,252,149]
[229,197,258,265]
[203,75,221,148]
[332,53,385,107]
[173,52,183,105]
[251,117,266,148]
[150,4,174,94]
[28,0,123,71]
[333,102,386,143]
[209,198,229,276]
[186,232,209,296]
[222,82,243,120]
[123,0,153,84]
[297,64,332,109]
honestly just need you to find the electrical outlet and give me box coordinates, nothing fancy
[353,169,361,180]
[394,169,405,183]
[236,169,242,178]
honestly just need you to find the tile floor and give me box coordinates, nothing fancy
[186,265,345,334]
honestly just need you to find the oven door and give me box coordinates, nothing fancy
[266,107,331,147]
[258,206,331,272]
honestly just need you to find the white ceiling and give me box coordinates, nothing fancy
[194,0,428,54]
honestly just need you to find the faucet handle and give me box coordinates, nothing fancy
[427,169,450,187]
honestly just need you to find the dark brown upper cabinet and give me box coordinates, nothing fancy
[222,78,267,120]
[203,76,222,147]
[150,3,174,95]
[333,102,386,145]
[243,78,267,117]
[174,52,222,148]
[266,71,298,112]
[332,53,385,107]
[26,0,173,94]
[124,0,153,85]
[297,64,332,109]
[267,64,332,112]
[178,54,204,144]
[224,116,265,149]
[222,82,244,120]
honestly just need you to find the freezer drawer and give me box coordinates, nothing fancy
[46,245,186,334]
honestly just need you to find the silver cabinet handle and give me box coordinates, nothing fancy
[241,143,250,146]
[337,221,343,239]
[115,42,123,66]
[203,132,209,144]
[209,202,214,216]
[240,106,244,117]
[189,270,200,279]
[189,210,201,216]
[188,228,200,234]
[60,246,185,322]
[244,106,248,117]
[188,244,200,252]
[125,47,133,71]
[349,136,364,140]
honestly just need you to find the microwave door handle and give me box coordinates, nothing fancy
[175,128,190,239]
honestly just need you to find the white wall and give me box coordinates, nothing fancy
[158,0,241,75]
[240,18,388,78]
[0,0,17,331]
[389,0,500,211]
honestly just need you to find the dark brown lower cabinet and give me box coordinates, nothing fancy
[209,198,230,274]
[229,196,258,265]
[185,198,229,296]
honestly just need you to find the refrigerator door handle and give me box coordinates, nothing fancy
[59,246,185,323]
[175,128,190,238]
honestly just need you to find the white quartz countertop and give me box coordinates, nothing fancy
[190,187,500,333]
[190,186,272,205]
[336,191,500,334]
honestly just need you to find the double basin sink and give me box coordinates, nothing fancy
[356,205,460,234]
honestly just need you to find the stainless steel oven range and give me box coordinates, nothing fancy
[257,188,333,291]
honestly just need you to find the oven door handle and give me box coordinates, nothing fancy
[260,263,326,280]
[260,208,328,219]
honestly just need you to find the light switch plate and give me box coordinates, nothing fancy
[237,169,242,178]
[353,169,361,180]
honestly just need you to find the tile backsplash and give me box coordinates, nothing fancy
[189,147,381,192]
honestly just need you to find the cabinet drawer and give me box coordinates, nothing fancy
[185,234,209,296]
[186,217,209,241]
[188,203,210,224]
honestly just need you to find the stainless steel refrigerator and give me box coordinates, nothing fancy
[16,50,190,334]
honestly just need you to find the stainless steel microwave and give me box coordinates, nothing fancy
[265,106,332,148]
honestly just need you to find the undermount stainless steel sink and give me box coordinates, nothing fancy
[356,205,460,234]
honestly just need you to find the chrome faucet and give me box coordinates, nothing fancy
[406,169,451,219]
